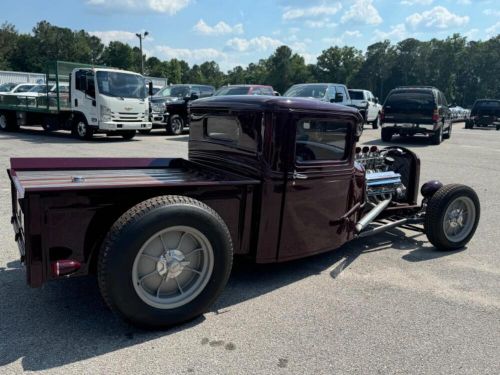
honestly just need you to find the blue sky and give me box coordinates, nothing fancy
[2,0,499,71]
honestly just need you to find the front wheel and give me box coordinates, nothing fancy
[166,115,184,135]
[121,130,136,140]
[74,117,94,140]
[424,184,480,251]
[97,195,233,328]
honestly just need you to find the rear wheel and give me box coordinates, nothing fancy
[381,128,392,142]
[166,115,184,135]
[371,114,380,129]
[424,184,480,251]
[443,123,452,139]
[97,195,233,328]
[0,112,18,132]
[431,126,443,145]
[465,120,473,129]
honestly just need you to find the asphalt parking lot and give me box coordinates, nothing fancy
[0,124,499,374]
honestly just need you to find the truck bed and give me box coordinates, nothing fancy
[9,157,259,198]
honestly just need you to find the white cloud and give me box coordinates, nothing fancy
[154,45,226,62]
[225,36,282,52]
[283,3,342,20]
[400,0,433,5]
[193,19,244,36]
[305,20,337,29]
[322,30,363,46]
[89,30,152,45]
[464,28,479,39]
[486,21,500,37]
[373,24,408,41]
[483,9,500,17]
[85,0,191,14]
[341,0,382,25]
[406,6,469,29]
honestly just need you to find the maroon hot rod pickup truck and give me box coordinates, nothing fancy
[8,96,480,328]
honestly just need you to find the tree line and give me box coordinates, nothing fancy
[1,21,498,106]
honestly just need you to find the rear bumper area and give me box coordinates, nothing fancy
[381,122,437,135]
[98,121,152,131]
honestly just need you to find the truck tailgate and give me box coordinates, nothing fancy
[9,157,259,197]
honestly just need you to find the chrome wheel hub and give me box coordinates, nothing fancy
[443,196,476,242]
[132,226,214,309]
[156,250,189,278]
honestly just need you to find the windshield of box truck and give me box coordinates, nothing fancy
[96,71,146,99]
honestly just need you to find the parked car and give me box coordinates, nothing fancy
[7,96,480,328]
[149,84,215,135]
[0,83,38,96]
[380,86,452,145]
[348,89,382,129]
[214,85,275,96]
[283,83,363,138]
[0,82,20,93]
[465,99,500,130]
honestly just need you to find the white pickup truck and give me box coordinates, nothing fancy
[348,89,382,129]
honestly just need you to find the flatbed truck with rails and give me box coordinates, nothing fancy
[0,61,152,140]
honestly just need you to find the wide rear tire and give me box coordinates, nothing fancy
[98,195,233,329]
[424,184,480,251]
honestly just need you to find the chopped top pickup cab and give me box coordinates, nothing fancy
[8,96,480,328]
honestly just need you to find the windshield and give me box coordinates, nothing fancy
[0,83,18,92]
[215,86,250,96]
[284,84,328,99]
[349,91,365,100]
[156,85,190,98]
[29,85,47,93]
[15,84,35,93]
[96,71,146,99]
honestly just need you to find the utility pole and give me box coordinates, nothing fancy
[136,31,149,75]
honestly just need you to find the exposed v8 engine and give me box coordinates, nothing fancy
[355,146,408,204]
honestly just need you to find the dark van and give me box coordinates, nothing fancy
[381,86,452,145]
[466,99,500,130]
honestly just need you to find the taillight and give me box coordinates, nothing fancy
[380,110,385,122]
[432,109,439,122]
[51,260,81,277]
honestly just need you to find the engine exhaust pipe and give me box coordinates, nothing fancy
[355,198,392,233]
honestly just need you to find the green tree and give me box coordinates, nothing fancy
[316,46,364,85]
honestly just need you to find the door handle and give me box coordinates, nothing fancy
[293,171,308,180]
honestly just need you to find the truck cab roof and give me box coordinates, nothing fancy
[191,95,358,115]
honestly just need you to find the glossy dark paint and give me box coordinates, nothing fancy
[9,96,422,289]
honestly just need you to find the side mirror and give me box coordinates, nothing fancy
[333,93,344,103]
[190,93,199,100]
[148,82,153,96]
[374,97,379,104]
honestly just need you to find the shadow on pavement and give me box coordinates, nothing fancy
[0,128,140,144]
[0,229,458,371]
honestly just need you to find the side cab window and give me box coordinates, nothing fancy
[295,119,348,163]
